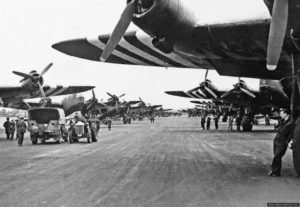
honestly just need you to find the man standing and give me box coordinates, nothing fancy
[206,116,211,130]
[17,117,27,146]
[107,118,112,131]
[3,118,10,140]
[201,115,206,130]
[10,119,16,140]
[214,114,219,130]
[268,108,293,177]
[236,114,242,131]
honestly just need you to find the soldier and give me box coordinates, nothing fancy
[10,119,16,140]
[214,114,219,130]
[236,114,242,131]
[3,118,10,140]
[206,116,211,130]
[107,118,112,131]
[228,115,233,131]
[17,117,27,146]
[201,115,206,130]
[268,108,293,177]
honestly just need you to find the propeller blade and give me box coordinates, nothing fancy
[119,93,125,98]
[40,63,53,76]
[100,0,136,62]
[240,88,256,98]
[13,71,35,81]
[188,86,201,93]
[92,90,96,99]
[38,82,46,99]
[204,69,209,81]
[221,89,234,99]
[204,86,217,99]
[107,92,114,98]
[266,0,289,70]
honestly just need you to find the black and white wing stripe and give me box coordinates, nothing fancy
[53,31,212,69]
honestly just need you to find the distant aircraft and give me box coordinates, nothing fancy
[167,79,289,130]
[1,63,94,109]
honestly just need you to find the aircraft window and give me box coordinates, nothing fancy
[29,109,59,124]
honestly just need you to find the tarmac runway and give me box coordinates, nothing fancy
[0,117,299,207]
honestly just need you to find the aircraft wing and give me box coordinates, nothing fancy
[0,85,94,101]
[29,85,95,98]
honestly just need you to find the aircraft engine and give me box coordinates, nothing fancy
[21,72,44,91]
[152,37,173,53]
[129,0,197,49]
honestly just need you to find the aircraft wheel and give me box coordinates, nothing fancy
[292,117,300,176]
[241,115,253,132]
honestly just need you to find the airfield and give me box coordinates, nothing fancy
[0,116,299,207]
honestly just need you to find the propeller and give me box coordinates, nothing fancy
[266,0,289,70]
[100,0,137,61]
[221,78,255,99]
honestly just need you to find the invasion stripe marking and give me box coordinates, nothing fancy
[197,89,207,98]
[124,32,187,68]
[44,87,63,97]
[184,91,197,98]
[87,38,146,65]
[98,37,161,66]
[136,32,200,68]
[118,37,170,66]
[191,91,202,98]
[44,88,58,97]
[49,87,68,96]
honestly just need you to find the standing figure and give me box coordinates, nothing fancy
[17,117,27,146]
[206,116,211,130]
[236,114,242,131]
[265,114,270,125]
[201,116,206,130]
[107,118,112,131]
[268,108,292,177]
[10,120,16,140]
[228,115,233,131]
[214,114,219,130]
[3,118,10,140]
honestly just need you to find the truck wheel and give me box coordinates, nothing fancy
[292,118,300,176]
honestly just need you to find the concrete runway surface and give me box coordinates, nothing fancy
[0,117,299,207]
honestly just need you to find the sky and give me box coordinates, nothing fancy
[0,0,261,110]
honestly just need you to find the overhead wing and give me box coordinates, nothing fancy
[52,31,213,69]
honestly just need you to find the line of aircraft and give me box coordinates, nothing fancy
[50,0,300,174]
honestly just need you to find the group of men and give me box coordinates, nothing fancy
[200,114,219,130]
[3,117,27,146]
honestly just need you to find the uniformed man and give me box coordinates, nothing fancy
[10,119,16,140]
[17,117,27,146]
[206,116,211,130]
[268,108,293,177]
[201,115,206,130]
[3,117,10,140]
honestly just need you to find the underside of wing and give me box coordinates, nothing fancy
[52,31,213,69]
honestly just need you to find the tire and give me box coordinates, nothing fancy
[30,133,37,145]
[292,118,300,176]
[241,115,253,132]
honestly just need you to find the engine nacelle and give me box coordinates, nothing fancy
[152,37,173,53]
[131,0,197,50]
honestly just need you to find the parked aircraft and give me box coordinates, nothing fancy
[1,63,94,109]
[52,0,300,175]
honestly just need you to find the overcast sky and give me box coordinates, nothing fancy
[0,0,261,109]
